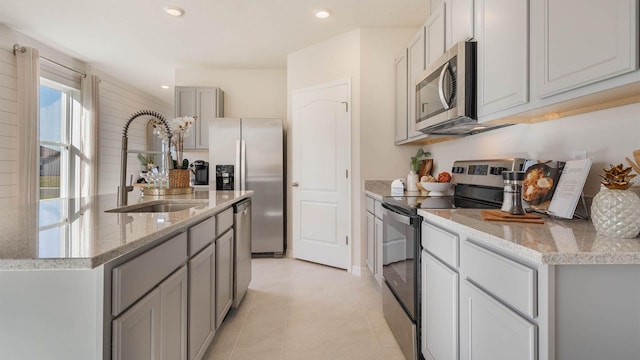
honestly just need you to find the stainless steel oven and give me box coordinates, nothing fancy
[381,202,422,360]
[381,158,526,360]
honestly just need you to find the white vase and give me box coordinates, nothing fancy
[591,188,640,238]
[407,171,419,192]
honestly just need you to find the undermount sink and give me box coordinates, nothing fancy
[105,201,204,213]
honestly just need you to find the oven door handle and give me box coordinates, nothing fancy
[381,203,416,226]
[438,61,451,110]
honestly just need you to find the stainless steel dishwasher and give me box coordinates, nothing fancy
[232,199,252,307]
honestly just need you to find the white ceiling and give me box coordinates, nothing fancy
[0,0,428,103]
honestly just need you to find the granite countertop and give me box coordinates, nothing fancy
[0,190,253,270]
[364,179,640,265]
[419,208,640,265]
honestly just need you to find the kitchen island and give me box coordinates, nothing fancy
[0,189,252,360]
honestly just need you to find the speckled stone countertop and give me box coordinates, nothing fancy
[363,180,394,200]
[364,182,640,265]
[0,190,252,270]
[419,209,640,265]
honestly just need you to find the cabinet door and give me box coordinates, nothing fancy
[374,216,383,285]
[407,27,426,139]
[475,0,529,118]
[534,0,637,98]
[366,211,375,275]
[394,49,409,143]
[425,3,446,67]
[188,244,215,360]
[160,265,188,360]
[215,229,234,328]
[447,0,474,48]
[195,88,218,150]
[460,280,537,360]
[112,288,161,360]
[421,251,458,360]
[175,87,197,150]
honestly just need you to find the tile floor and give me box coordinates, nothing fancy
[203,257,405,360]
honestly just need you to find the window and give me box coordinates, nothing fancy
[38,78,81,200]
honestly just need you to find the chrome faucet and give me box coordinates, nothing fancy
[118,110,172,206]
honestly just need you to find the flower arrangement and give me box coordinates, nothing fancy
[152,116,197,169]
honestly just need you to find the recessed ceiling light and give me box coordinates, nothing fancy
[314,9,332,19]
[163,5,185,17]
[161,85,170,89]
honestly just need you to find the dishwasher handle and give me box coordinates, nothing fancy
[233,198,251,213]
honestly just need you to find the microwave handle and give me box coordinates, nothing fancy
[438,62,451,110]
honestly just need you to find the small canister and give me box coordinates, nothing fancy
[501,171,525,215]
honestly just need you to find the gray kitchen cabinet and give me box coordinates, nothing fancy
[366,210,375,275]
[112,265,188,360]
[475,0,529,118]
[445,0,474,49]
[531,0,638,98]
[425,3,446,67]
[421,251,458,360]
[374,216,383,283]
[160,265,188,360]
[188,243,216,360]
[175,86,224,150]
[394,49,409,143]
[112,287,161,360]
[460,280,537,360]
[365,196,384,285]
[407,27,426,140]
[215,229,234,328]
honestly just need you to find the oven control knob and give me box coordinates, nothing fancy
[451,166,465,174]
[490,167,507,175]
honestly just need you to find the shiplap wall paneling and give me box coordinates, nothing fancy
[0,47,18,200]
[97,78,171,195]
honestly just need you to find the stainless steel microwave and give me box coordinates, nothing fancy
[415,41,478,135]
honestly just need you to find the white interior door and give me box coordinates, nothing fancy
[292,80,350,270]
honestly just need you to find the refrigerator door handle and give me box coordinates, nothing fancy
[241,140,247,190]
[235,139,241,190]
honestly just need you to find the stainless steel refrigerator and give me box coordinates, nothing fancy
[209,118,285,255]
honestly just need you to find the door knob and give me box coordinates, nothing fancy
[292,182,299,187]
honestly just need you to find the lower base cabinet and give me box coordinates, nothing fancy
[460,280,537,360]
[113,265,188,360]
[189,244,216,360]
[215,229,234,328]
[421,251,458,360]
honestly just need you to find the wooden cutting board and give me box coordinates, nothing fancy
[481,210,545,224]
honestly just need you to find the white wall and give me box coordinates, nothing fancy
[423,102,640,197]
[0,41,18,201]
[287,28,419,271]
[175,68,287,162]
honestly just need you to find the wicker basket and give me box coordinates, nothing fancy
[169,169,191,188]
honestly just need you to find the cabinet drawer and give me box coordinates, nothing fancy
[216,207,233,235]
[462,241,537,318]
[422,222,459,269]
[188,216,216,256]
[374,200,383,219]
[366,196,375,213]
[112,232,188,316]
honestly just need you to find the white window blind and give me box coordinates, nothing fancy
[40,58,83,90]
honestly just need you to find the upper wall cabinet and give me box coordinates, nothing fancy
[394,49,409,143]
[446,0,474,49]
[425,3,446,67]
[475,0,529,118]
[175,87,224,150]
[407,28,427,140]
[532,0,638,98]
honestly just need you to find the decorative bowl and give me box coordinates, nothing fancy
[420,182,453,197]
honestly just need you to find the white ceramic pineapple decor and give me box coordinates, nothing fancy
[591,164,640,238]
